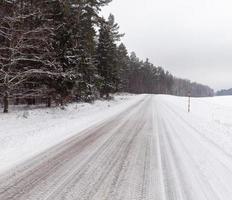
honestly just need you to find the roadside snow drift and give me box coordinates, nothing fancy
[0,94,145,173]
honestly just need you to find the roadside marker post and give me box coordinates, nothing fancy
[188,92,191,113]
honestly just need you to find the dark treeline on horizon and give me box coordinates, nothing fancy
[0,0,214,113]
[216,88,232,96]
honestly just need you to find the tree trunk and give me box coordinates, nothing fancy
[15,98,19,105]
[47,97,52,107]
[3,92,9,113]
[60,98,66,110]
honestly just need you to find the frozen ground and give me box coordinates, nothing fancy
[1,94,232,200]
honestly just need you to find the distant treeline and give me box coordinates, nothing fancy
[0,0,213,113]
[172,79,214,97]
[216,88,232,96]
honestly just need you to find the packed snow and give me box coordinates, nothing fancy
[0,94,145,173]
[1,94,232,199]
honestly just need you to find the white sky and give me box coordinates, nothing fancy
[102,0,232,91]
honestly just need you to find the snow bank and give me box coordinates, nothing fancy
[0,94,145,173]
[156,94,232,160]
[156,95,232,126]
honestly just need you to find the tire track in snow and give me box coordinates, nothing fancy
[0,95,165,200]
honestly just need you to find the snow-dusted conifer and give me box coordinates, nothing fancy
[0,1,61,112]
[96,14,123,98]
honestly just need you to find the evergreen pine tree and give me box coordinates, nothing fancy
[96,14,123,98]
[116,43,130,92]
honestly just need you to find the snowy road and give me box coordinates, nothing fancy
[1,95,232,200]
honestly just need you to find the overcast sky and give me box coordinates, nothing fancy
[102,0,232,91]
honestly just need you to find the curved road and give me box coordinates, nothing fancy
[0,95,232,200]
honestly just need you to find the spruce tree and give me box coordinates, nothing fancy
[96,14,123,98]
[116,43,130,92]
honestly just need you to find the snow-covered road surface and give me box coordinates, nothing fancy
[1,95,232,200]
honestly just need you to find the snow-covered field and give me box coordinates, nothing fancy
[160,95,232,126]
[0,94,145,173]
[157,95,232,157]
[156,95,232,199]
